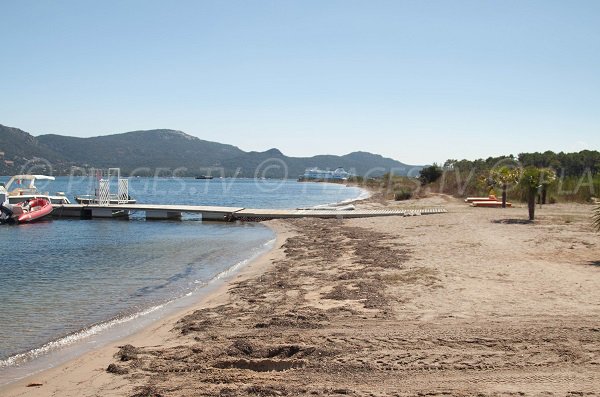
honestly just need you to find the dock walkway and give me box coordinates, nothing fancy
[53,203,447,221]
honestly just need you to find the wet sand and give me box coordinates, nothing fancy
[2,195,599,396]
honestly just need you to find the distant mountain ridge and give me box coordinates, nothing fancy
[0,124,420,177]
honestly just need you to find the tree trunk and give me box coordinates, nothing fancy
[541,186,547,204]
[501,184,507,208]
[528,190,536,220]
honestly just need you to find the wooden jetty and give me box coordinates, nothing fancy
[52,203,447,222]
[233,207,446,221]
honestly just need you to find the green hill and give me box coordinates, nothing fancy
[0,125,74,175]
[1,124,419,177]
[37,130,246,175]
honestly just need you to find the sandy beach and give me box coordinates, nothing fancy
[2,194,599,396]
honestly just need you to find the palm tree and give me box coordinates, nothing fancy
[519,167,556,221]
[538,167,556,205]
[489,166,520,208]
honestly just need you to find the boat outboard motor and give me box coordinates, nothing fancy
[0,187,16,224]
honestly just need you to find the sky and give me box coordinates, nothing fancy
[1,0,599,165]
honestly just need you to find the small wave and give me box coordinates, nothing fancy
[308,187,371,209]
[355,188,372,201]
[0,303,166,369]
[0,236,277,372]
[211,238,275,282]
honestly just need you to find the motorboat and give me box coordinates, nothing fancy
[2,175,71,205]
[195,175,214,180]
[0,187,53,224]
[13,198,53,223]
[0,185,14,224]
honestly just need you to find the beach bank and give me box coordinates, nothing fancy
[2,195,599,396]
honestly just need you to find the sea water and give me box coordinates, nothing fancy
[0,177,367,383]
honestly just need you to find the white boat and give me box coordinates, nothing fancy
[299,167,354,181]
[1,175,71,205]
[1,183,54,224]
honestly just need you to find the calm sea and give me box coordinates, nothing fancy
[0,177,366,383]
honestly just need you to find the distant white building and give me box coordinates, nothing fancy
[301,167,353,181]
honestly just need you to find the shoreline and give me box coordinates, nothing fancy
[0,221,289,395]
[0,182,366,388]
[2,195,599,395]
[0,233,276,385]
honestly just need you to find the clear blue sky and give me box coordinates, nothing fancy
[1,0,598,164]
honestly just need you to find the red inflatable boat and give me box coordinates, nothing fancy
[14,198,53,223]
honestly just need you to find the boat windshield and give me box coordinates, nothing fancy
[5,175,55,189]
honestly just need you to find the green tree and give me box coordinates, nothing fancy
[519,167,557,221]
[538,167,557,204]
[489,166,520,208]
[419,164,443,185]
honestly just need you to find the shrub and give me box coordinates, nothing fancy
[394,189,412,201]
